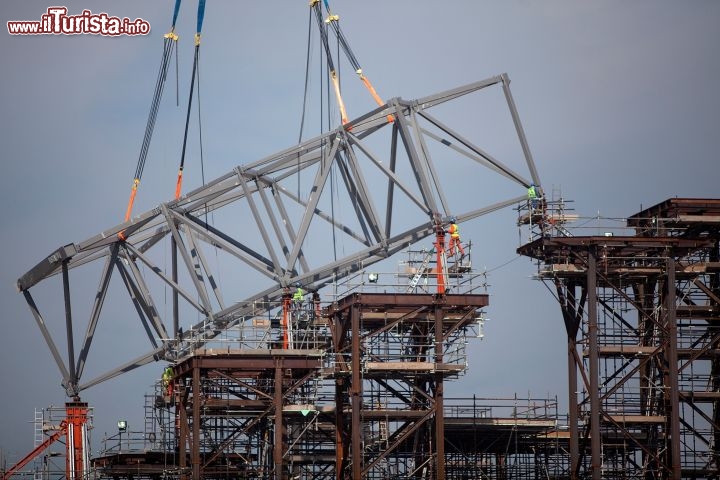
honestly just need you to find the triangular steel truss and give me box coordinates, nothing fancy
[17,74,542,397]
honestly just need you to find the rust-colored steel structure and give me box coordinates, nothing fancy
[518,198,720,479]
[326,292,488,479]
[91,289,570,480]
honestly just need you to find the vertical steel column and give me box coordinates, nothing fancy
[335,376,347,480]
[332,309,348,480]
[665,258,681,479]
[435,229,446,295]
[192,366,201,479]
[274,361,285,480]
[351,304,362,479]
[587,252,601,479]
[282,297,291,349]
[434,303,446,480]
[568,335,579,478]
[64,402,87,480]
[179,386,189,480]
[497,453,506,480]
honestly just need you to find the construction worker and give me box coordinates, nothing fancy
[292,284,305,304]
[162,366,174,398]
[528,184,539,209]
[447,220,465,257]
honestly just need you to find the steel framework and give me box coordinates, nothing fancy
[16,74,541,398]
[90,287,568,480]
[518,198,720,479]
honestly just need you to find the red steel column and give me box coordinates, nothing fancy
[65,402,88,480]
[435,228,446,295]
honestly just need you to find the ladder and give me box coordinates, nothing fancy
[33,409,43,480]
[34,409,44,448]
[144,393,156,449]
[407,249,434,292]
[379,419,388,445]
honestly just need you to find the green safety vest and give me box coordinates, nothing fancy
[527,186,537,199]
[293,288,304,301]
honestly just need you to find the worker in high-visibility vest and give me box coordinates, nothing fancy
[292,284,305,304]
[528,184,539,209]
[162,366,174,398]
[447,221,465,257]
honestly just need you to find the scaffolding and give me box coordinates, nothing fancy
[518,197,720,479]
[90,255,570,479]
[0,405,93,480]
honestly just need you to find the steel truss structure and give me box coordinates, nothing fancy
[518,198,720,479]
[91,290,567,480]
[16,74,541,399]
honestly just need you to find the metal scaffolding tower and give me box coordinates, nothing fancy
[518,197,720,479]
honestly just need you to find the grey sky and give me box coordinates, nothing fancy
[1,0,718,464]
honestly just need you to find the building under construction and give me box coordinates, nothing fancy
[7,63,565,477]
[3,1,719,478]
[14,196,719,480]
[90,274,565,479]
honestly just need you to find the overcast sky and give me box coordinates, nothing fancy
[1,0,718,465]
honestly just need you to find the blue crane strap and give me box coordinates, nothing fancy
[171,0,181,28]
[196,0,206,34]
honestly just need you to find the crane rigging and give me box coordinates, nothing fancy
[121,0,182,230]
[175,0,206,200]
[310,0,392,126]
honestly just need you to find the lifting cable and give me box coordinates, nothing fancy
[175,0,206,200]
[297,7,314,200]
[320,0,393,123]
[310,0,348,126]
[121,0,182,230]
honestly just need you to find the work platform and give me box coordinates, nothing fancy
[517,197,720,479]
[93,391,565,480]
